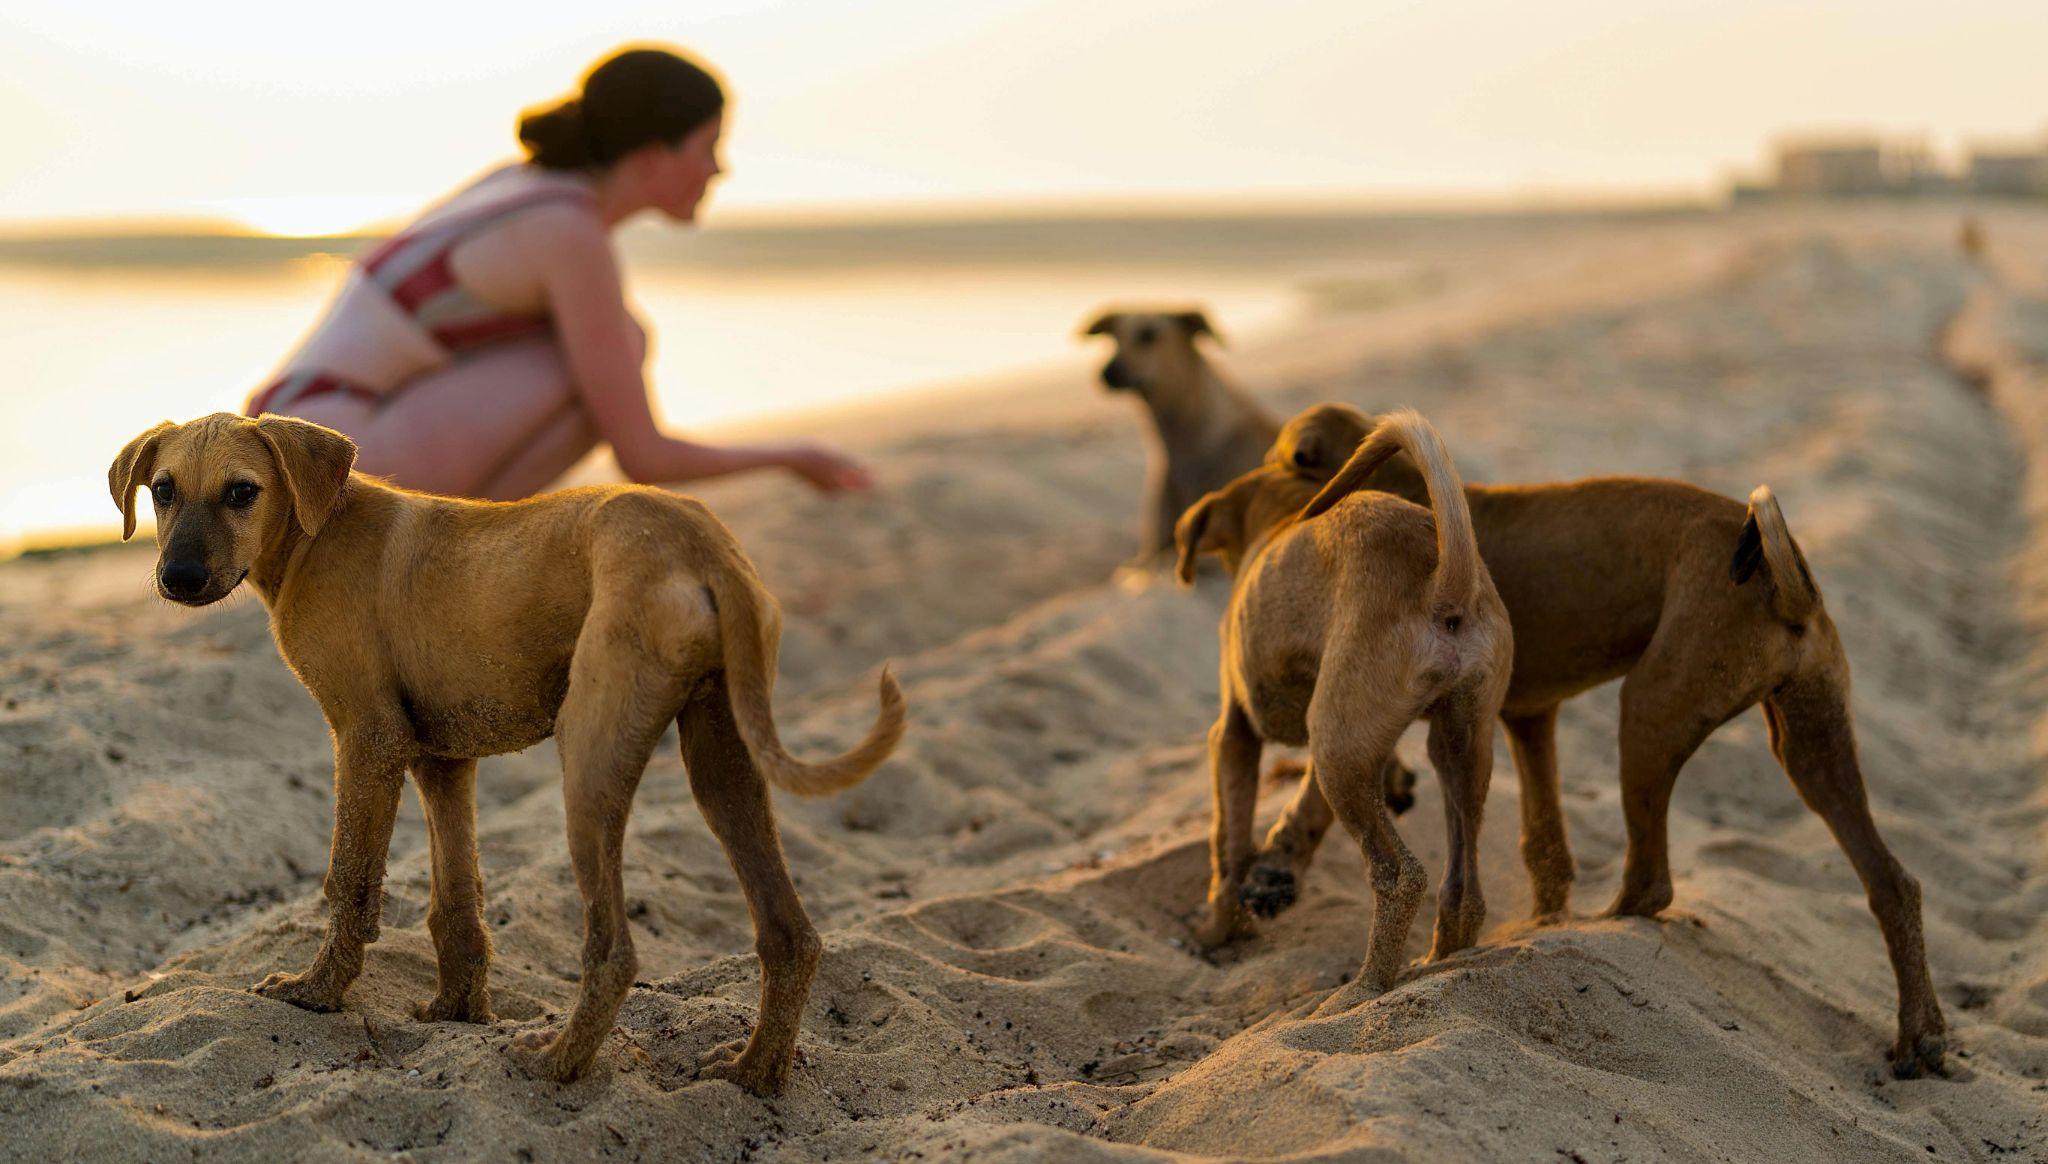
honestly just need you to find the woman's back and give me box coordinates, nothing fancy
[263,165,600,405]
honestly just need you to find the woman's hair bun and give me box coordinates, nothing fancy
[517,46,724,171]
[517,97,594,169]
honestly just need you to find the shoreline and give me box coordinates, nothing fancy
[5,208,1727,559]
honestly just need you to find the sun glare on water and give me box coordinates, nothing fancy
[210,196,409,239]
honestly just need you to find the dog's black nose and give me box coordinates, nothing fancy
[159,560,210,598]
[1101,358,1133,390]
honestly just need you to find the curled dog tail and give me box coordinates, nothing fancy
[1730,485,1819,623]
[705,557,906,797]
[1303,408,1478,628]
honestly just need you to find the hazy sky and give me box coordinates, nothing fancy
[5,0,2045,234]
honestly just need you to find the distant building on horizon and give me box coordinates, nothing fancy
[1731,129,2044,202]
[1775,139,1887,195]
[1967,148,2048,197]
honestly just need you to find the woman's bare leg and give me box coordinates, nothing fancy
[283,338,593,498]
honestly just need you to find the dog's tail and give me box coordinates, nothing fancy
[705,558,907,797]
[1302,408,1478,628]
[1730,485,1819,623]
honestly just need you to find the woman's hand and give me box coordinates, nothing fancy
[780,443,874,493]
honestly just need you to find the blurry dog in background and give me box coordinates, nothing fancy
[1081,308,1276,570]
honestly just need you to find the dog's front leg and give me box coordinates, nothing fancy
[1193,704,1262,950]
[1130,467,1180,570]
[1503,708,1574,918]
[253,732,408,1012]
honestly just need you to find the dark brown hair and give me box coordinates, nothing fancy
[518,46,725,170]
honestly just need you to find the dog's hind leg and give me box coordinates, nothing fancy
[1604,714,1715,919]
[412,756,494,1023]
[1423,694,1494,961]
[1604,606,1762,919]
[683,672,824,1096]
[1194,703,1264,949]
[1765,683,1946,1078]
[1309,704,1426,1013]
[509,608,681,1083]
[253,735,407,1012]
[1602,636,1740,919]
[1242,762,1333,920]
[1503,707,1574,919]
[1244,751,1415,920]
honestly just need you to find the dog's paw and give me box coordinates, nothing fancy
[414,990,496,1025]
[1888,1032,1950,1080]
[1384,784,1415,817]
[1238,865,1299,919]
[1190,906,1252,952]
[1605,897,1671,922]
[505,1027,590,1084]
[696,1037,794,1096]
[1600,888,1674,920]
[250,971,346,1012]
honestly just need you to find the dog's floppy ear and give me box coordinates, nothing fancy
[1173,497,1213,586]
[1176,310,1221,346]
[254,415,357,538]
[108,421,175,541]
[1173,492,1238,587]
[1081,311,1120,338]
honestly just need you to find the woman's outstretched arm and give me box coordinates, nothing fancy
[532,208,871,492]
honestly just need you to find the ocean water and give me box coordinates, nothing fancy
[0,253,1305,552]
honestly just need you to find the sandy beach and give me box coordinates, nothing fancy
[3,205,2047,1161]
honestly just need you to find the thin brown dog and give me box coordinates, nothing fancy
[1175,410,1512,1007]
[1082,308,1278,569]
[108,413,907,1095]
[1259,402,1946,1076]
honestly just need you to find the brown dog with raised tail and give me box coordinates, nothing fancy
[109,412,906,1095]
[1258,402,1946,1076]
[1176,409,1512,1010]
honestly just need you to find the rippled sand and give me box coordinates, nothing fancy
[3,205,2046,1161]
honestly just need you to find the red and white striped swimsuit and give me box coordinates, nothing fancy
[247,173,596,417]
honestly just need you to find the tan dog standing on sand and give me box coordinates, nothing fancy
[1087,309,1425,817]
[1082,308,1278,569]
[1175,410,1512,1005]
[108,412,906,1095]
[1255,403,1946,1076]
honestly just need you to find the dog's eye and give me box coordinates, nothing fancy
[1134,325,1158,346]
[150,480,176,508]
[224,481,260,509]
